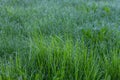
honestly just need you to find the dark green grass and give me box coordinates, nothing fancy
[0,0,120,80]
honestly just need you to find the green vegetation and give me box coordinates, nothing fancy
[0,0,120,80]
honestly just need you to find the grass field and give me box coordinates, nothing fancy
[0,0,120,80]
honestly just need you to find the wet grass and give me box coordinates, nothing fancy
[0,0,120,80]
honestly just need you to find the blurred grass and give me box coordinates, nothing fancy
[0,0,120,80]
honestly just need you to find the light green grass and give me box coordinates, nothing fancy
[0,0,120,80]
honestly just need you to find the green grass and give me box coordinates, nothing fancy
[0,0,120,80]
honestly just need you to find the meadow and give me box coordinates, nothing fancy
[0,0,120,80]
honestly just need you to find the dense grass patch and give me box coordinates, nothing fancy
[0,0,120,80]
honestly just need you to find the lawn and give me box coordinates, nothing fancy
[0,0,120,80]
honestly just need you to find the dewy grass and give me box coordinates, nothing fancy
[0,0,120,80]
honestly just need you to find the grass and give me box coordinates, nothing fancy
[0,0,120,80]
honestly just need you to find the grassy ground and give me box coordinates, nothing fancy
[0,0,120,80]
